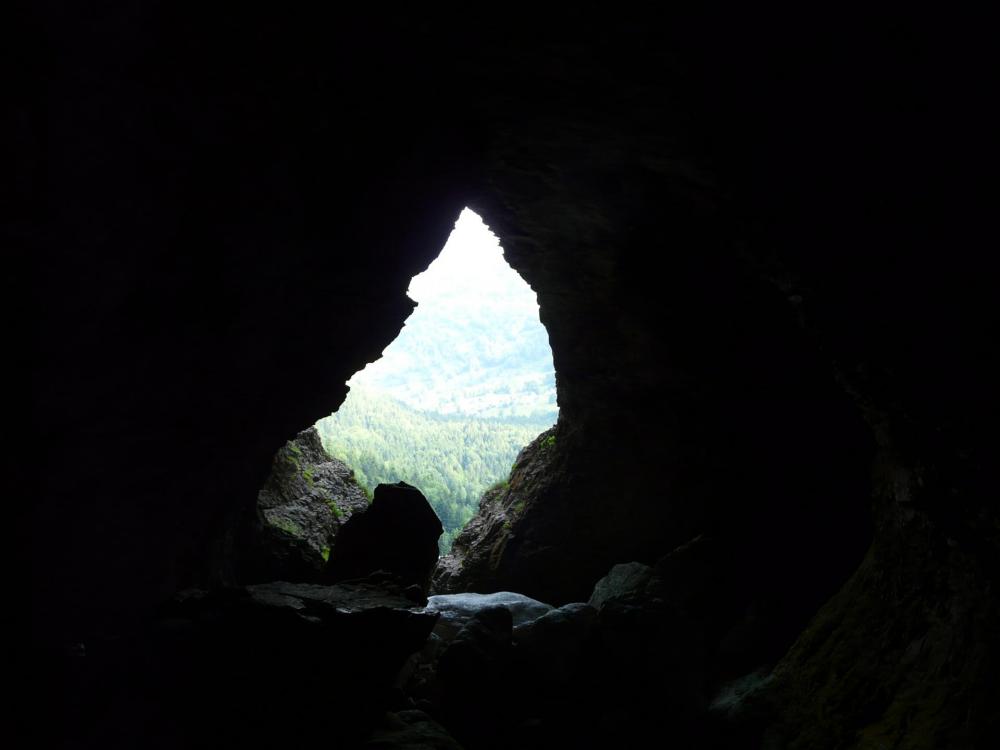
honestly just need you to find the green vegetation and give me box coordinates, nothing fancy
[316,387,552,553]
[321,493,342,519]
[486,478,510,494]
[288,442,303,467]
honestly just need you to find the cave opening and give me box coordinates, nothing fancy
[313,208,558,553]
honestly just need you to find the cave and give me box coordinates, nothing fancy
[22,6,998,750]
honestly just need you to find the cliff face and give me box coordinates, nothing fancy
[25,6,996,748]
[433,427,562,595]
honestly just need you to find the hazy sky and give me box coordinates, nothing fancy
[343,208,555,418]
[405,208,537,307]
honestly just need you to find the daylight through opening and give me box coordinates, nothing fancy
[315,209,558,552]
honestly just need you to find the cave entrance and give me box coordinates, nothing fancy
[315,208,558,552]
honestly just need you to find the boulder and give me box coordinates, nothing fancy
[437,606,513,689]
[423,591,553,641]
[512,602,599,695]
[365,710,465,749]
[588,561,664,611]
[243,427,371,582]
[327,482,443,591]
[398,592,553,718]
[436,606,514,748]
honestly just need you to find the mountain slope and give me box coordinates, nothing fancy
[316,388,554,552]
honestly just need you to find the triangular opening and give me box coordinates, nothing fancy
[316,208,558,552]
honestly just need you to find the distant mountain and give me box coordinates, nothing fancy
[347,210,558,421]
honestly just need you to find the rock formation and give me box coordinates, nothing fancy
[241,426,370,582]
[432,427,561,595]
[327,482,443,592]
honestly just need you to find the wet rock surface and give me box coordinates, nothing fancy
[242,427,370,582]
[423,591,553,640]
[328,482,443,592]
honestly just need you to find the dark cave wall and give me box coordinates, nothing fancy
[26,4,481,640]
[453,18,879,655]
[23,5,997,747]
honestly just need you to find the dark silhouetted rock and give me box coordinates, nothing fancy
[437,606,514,749]
[512,602,598,691]
[588,561,664,611]
[398,592,553,723]
[365,710,465,749]
[437,606,513,688]
[57,581,439,750]
[241,427,371,583]
[328,482,443,591]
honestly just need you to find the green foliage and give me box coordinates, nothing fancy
[303,465,315,488]
[320,546,331,562]
[286,441,304,472]
[323,495,344,518]
[316,387,552,554]
[486,478,510,494]
[541,434,556,450]
[322,494,342,519]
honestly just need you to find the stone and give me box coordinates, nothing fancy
[588,561,663,611]
[327,482,443,592]
[423,591,553,641]
[437,606,513,686]
[512,602,599,694]
[365,710,465,749]
[436,606,515,747]
[242,427,371,583]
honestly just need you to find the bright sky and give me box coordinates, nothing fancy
[406,208,534,306]
[341,207,555,418]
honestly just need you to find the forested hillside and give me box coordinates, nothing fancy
[316,388,554,552]
[348,210,558,421]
